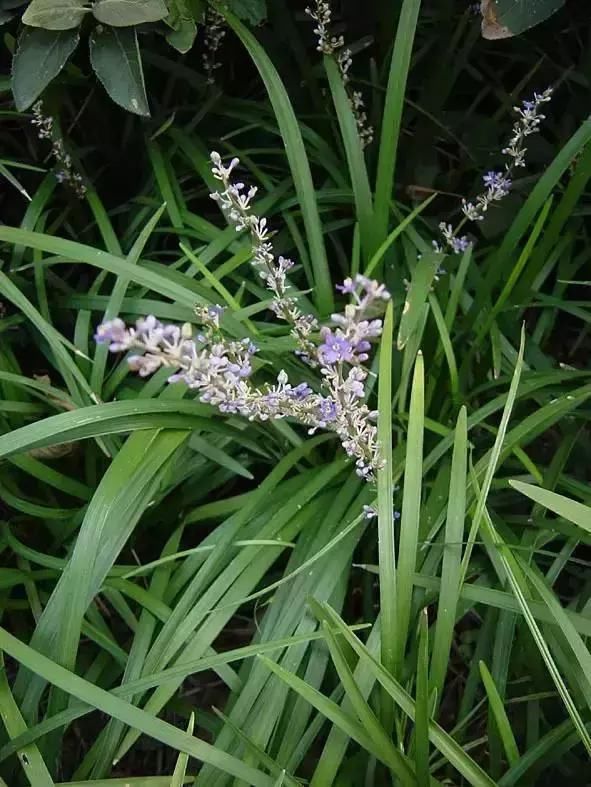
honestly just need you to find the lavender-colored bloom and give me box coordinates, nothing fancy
[450,235,470,254]
[319,398,338,422]
[290,382,313,399]
[318,330,354,365]
[483,170,512,198]
[348,379,365,398]
[94,318,130,351]
[336,277,356,294]
[128,354,162,377]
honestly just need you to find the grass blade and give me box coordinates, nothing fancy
[220,9,332,314]
[414,609,431,787]
[170,713,194,787]
[429,407,467,700]
[374,0,422,242]
[0,627,275,786]
[479,660,520,768]
[377,301,397,691]
[323,56,376,262]
[509,481,591,535]
[395,351,424,676]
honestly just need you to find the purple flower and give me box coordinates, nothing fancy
[95,318,130,351]
[450,235,470,254]
[290,382,313,399]
[228,361,252,378]
[482,171,512,197]
[336,277,356,294]
[128,354,162,377]
[318,330,354,365]
[349,379,365,398]
[318,398,337,423]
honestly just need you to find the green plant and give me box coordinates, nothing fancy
[0,0,590,784]
[6,0,266,114]
[480,0,565,39]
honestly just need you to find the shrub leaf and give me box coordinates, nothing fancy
[92,0,168,27]
[22,0,87,30]
[11,27,79,110]
[89,25,149,116]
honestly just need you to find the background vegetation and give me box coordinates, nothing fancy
[0,0,590,785]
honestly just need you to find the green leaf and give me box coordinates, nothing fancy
[397,251,443,350]
[377,302,396,693]
[0,652,54,786]
[92,0,168,27]
[21,0,87,30]
[166,0,202,52]
[479,660,520,767]
[227,0,266,25]
[415,610,431,787]
[171,712,194,787]
[89,25,149,116]
[220,8,332,314]
[373,0,422,244]
[481,0,564,39]
[395,351,424,676]
[0,626,275,785]
[11,28,79,111]
[509,481,591,535]
[324,55,376,264]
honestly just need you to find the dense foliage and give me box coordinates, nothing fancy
[0,1,590,785]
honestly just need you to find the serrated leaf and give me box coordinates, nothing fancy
[11,27,79,111]
[92,0,168,26]
[481,0,565,39]
[227,0,266,25]
[89,25,149,116]
[22,0,88,30]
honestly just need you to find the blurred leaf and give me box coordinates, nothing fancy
[227,0,266,25]
[89,25,149,116]
[166,0,203,52]
[22,0,87,30]
[481,0,565,39]
[11,27,79,110]
[92,0,168,27]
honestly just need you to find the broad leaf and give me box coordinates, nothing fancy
[22,0,87,30]
[92,0,168,26]
[227,0,266,25]
[11,28,79,111]
[89,25,149,116]
[166,0,202,53]
[481,0,564,39]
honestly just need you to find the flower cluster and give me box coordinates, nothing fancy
[202,6,226,85]
[31,101,86,198]
[305,0,344,54]
[96,153,391,480]
[436,87,553,254]
[210,151,318,363]
[305,0,373,147]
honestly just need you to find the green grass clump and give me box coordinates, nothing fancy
[0,2,590,785]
